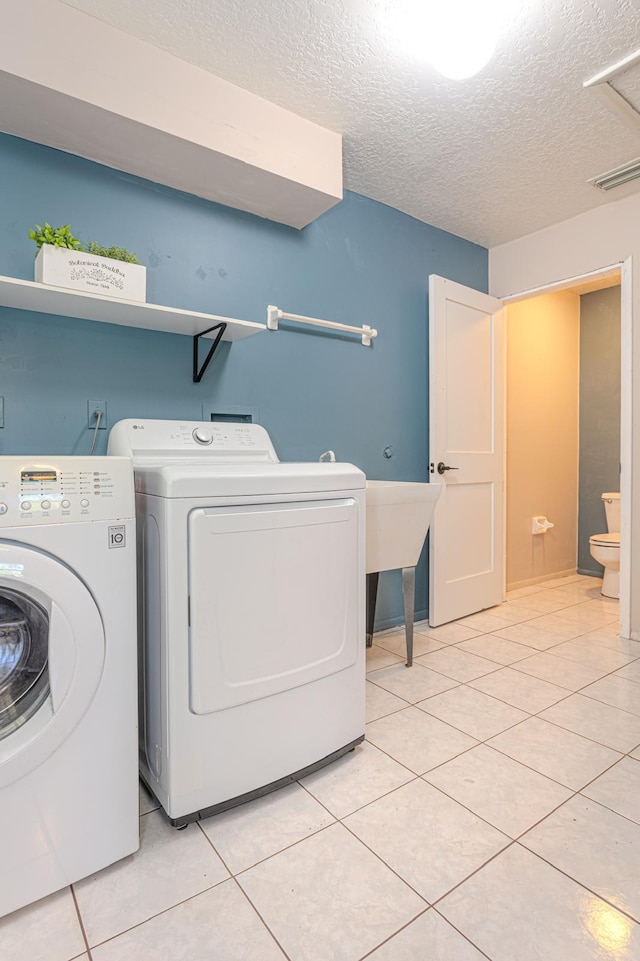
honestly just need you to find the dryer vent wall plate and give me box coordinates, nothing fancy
[210,412,252,423]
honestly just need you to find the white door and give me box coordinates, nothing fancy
[429,275,505,626]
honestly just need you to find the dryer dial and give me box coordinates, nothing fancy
[192,428,213,445]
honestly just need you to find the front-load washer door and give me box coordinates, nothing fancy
[188,498,360,714]
[0,542,104,788]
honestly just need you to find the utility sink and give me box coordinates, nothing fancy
[365,480,442,667]
[365,480,442,574]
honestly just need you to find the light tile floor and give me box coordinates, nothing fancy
[4,574,640,960]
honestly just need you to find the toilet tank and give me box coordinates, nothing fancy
[602,492,620,532]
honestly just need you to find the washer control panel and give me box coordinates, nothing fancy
[0,457,134,525]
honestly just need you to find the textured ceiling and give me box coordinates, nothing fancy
[60,0,640,247]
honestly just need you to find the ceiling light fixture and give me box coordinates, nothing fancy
[390,0,516,80]
[590,158,640,191]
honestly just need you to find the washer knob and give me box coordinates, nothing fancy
[192,427,213,445]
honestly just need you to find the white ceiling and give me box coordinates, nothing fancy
[61,0,640,248]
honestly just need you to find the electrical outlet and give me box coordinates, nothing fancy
[0,396,4,428]
[87,400,107,430]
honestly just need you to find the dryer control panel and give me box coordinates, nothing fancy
[0,456,135,525]
[108,419,280,466]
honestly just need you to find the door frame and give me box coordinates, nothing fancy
[497,258,630,639]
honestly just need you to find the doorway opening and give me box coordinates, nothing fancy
[502,262,628,636]
[503,258,632,638]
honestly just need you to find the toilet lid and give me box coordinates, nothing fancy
[590,532,620,546]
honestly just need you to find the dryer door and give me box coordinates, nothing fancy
[0,542,104,788]
[188,498,360,714]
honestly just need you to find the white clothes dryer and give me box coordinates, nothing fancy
[0,457,138,917]
[108,419,366,826]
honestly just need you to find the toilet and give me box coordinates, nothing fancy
[589,492,620,599]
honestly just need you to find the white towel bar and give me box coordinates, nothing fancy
[267,305,377,346]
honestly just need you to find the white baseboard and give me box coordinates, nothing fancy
[506,567,578,592]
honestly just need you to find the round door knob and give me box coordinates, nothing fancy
[437,462,459,475]
[192,428,213,445]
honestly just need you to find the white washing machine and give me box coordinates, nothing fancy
[0,457,139,917]
[108,419,365,826]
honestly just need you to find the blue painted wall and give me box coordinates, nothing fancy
[578,286,621,576]
[0,133,487,626]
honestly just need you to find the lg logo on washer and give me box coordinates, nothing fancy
[108,525,126,549]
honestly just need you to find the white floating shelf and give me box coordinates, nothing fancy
[0,274,265,342]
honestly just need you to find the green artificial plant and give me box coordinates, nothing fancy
[84,241,139,264]
[29,223,83,252]
[29,224,140,264]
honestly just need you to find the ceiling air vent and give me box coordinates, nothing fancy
[590,158,640,191]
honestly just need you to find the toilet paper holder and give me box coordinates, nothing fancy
[532,516,554,535]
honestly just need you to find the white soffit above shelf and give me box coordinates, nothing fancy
[0,0,342,229]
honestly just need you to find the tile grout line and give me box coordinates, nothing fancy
[70,884,92,961]
[335,811,433,914]
[373,594,626,670]
[427,836,520,916]
[414,653,640,756]
[228,876,294,961]
[299,770,509,940]
[354,908,432,961]
[417,669,640,777]
[367,657,635,789]
[419,756,574,844]
[509,839,640,927]
[430,840,640,936]
[78,875,232,954]
[430,906,496,961]
[222,805,431,961]
[76,815,233,955]
[366,718,483,776]
[333,763,518,901]
[480,733,623,793]
[572,775,640,829]
[365,693,640,872]
[297,751,423,822]
[355,904,495,961]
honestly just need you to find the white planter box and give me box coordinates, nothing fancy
[34,245,146,302]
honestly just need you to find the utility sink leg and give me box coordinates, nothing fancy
[366,572,379,647]
[402,566,416,666]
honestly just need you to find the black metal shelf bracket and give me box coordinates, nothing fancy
[193,322,227,383]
